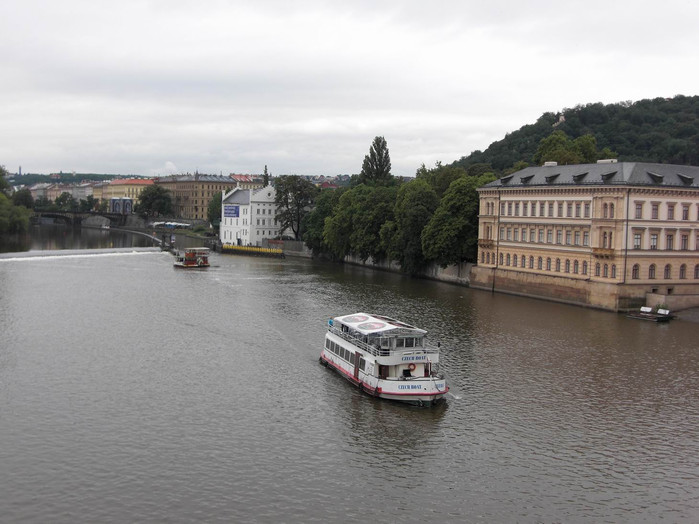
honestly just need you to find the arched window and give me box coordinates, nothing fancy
[649,264,656,279]
[603,264,609,277]
[611,265,616,278]
[565,259,570,273]
[610,203,615,218]
[573,260,579,274]
[680,264,687,279]
[582,261,588,275]
[555,258,561,272]
[632,264,640,279]
[546,258,552,271]
[603,232,608,248]
[481,252,485,263]
[500,252,504,265]
[603,203,608,218]
[595,263,601,276]
[529,256,534,268]
[664,264,672,279]
[486,252,490,264]
[538,257,543,270]
[521,255,526,268]
[506,253,511,266]
[512,254,517,267]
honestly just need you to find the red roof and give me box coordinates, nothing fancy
[110,179,154,186]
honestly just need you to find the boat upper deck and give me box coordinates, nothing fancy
[328,312,438,358]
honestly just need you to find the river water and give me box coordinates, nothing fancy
[1,228,698,522]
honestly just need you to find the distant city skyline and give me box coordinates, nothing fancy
[2,1,698,177]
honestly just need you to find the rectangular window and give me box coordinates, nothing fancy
[522,229,527,242]
[575,203,581,218]
[668,204,675,220]
[508,202,512,216]
[513,228,519,241]
[547,230,553,243]
[507,228,512,241]
[635,202,643,219]
[634,233,641,249]
[651,203,659,219]
[574,231,580,245]
[557,203,563,217]
[666,234,674,250]
[539,202,545,216]
[565,231,572,245]
[514,203,520,216]
[522,202,528,216]
[548,203,554,216]
[500,203,506,215]
[500,227,505,240]
[681,234,689,250]
[583,231,589,246]
[650,234,658,250]
[556,230,562,244]
[538,229,544,242]
[682,206,689,220]
[567,203,573,217]
[584,203,590,218]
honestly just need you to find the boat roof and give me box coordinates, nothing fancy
[184,247,210,253]
[333,312,426,336]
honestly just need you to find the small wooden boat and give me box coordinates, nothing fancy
[173,247,210,269]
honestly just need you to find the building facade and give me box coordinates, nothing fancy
[104,179,153,202]
[155,175,238,220]
[471,161,699,311]
[219,186,280,246]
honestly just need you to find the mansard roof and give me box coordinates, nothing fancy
[481,162,699,190]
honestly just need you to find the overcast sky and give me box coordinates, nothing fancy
[1,1,697,177]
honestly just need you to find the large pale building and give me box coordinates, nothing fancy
[219,186,280,246]
[471,161,699,311]
[104,179,153,201]
[155,174,238,220]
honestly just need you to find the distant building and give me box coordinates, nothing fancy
[471,161,699,311]
[230,174,264,190]
[104,178,154,202]
[220,186,279,246]
[155,174,238,220]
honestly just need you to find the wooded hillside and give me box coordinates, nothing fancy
[453,95,699,173]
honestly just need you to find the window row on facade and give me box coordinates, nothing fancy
[481,251,699,281]
[483,199,699,221]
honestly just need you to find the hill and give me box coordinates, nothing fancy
[453,94,699,173]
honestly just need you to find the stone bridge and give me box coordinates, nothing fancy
[33,211,129,227]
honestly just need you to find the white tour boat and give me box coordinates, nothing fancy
[320,313,448,406]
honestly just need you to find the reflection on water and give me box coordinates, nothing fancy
[0,224,155,253]
[0,251,698,522]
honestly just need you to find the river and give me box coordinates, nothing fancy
[1,228,698,522]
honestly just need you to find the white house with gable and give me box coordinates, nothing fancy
[220,185,280,246]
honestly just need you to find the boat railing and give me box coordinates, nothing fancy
[327,326,441,358]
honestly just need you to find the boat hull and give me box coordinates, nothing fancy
[320,353,447,406]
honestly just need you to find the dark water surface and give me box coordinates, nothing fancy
[1,248,698,522]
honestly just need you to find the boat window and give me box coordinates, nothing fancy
[359,358,366,371]
[416,338,424,347]
[380,338,390,348]
[405,338,415,348]
[396,338,405,348]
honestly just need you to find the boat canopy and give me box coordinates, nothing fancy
[333,312,426,336]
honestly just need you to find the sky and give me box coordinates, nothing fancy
[1,0,698,178]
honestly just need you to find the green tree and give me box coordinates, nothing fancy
[350,184,397,262]
[416,162,468,198]
[0,165,10,195]
[0,193,31,234]
[302,188,343,256]
[263,165,270,187]
[77,195,98,212]
[12,188,34,208]
[274,175,318,240]
[207,191,222,229]
[381,178,438,274]
[422,173,496,266]
[55,192,77,211]
[359,136,392,185]
[136,185,173,218]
